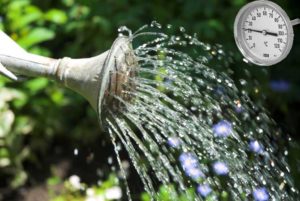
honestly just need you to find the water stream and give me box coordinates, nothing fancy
[102,22,298,200]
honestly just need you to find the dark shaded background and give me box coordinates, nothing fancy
[0,0,299,200]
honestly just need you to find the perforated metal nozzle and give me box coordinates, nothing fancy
[97,36,138,129]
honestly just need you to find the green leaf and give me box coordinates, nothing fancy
[45,9,67,24]
[141,192,151,201]
[220,191,229,201]
[0,148,9,158]
[157,185,175,201]
[52,196,67,201]
[8,0,30,11]
[12,91,28,109]
[179,188,196,201]
[50,89,65,105]
[24,78,49,94]
[29,46,51,57]
[11,6,43,30]
[18,28,55,49]
[47,176,62,186]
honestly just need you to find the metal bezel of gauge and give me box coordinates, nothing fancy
[234,0,294,66]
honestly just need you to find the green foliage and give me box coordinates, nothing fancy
[0,0,100,191]
[141,185,198,201]
[45,9,67,25]
[1,0,56,51]
[48,174,120,201]
[18,27,55,49]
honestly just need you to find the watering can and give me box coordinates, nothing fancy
[0,31,138,130]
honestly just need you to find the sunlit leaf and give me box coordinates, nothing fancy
[45,9,67,24]
[24,78,49,94]
[11,6,42,30]
[18,28,55,49]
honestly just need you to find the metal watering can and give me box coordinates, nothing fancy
[0,31,138,130]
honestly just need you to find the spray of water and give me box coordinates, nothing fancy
[101,22,298,200]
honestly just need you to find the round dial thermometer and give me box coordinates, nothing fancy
[234,0,299,66]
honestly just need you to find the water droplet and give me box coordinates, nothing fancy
[150,21,162,28]
[102,24,298,200]
[108,157,113,165]
[74,148,79,156]
[118,26,132,36]
[240,79,247,86]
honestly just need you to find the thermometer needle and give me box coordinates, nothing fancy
[243,28,278,37]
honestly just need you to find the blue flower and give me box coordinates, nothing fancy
[179,152,198,170]
[234,105,244,113]
[179,153,205,179]
[253,187,269,201]
[185,167,205,180]
[213,161,229,175]
[270,80,290,92]
[197,184,212,197]
[249,140,263,154]
[167,137,181,148]
[212,120,232,137]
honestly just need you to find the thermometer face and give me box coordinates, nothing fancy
[234,0,294,66]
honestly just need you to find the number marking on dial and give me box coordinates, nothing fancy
[242,6,288,61]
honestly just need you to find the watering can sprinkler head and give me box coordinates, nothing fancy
[0,31,138,130]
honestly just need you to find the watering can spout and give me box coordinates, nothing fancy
[0,31,138,129]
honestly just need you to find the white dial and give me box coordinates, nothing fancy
[234,0,295,66]
[243,6,287,61]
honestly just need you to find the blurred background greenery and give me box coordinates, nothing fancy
[0,0,299,200]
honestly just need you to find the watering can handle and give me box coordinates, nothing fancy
[0,31,26,80]
[0,30,59,81]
